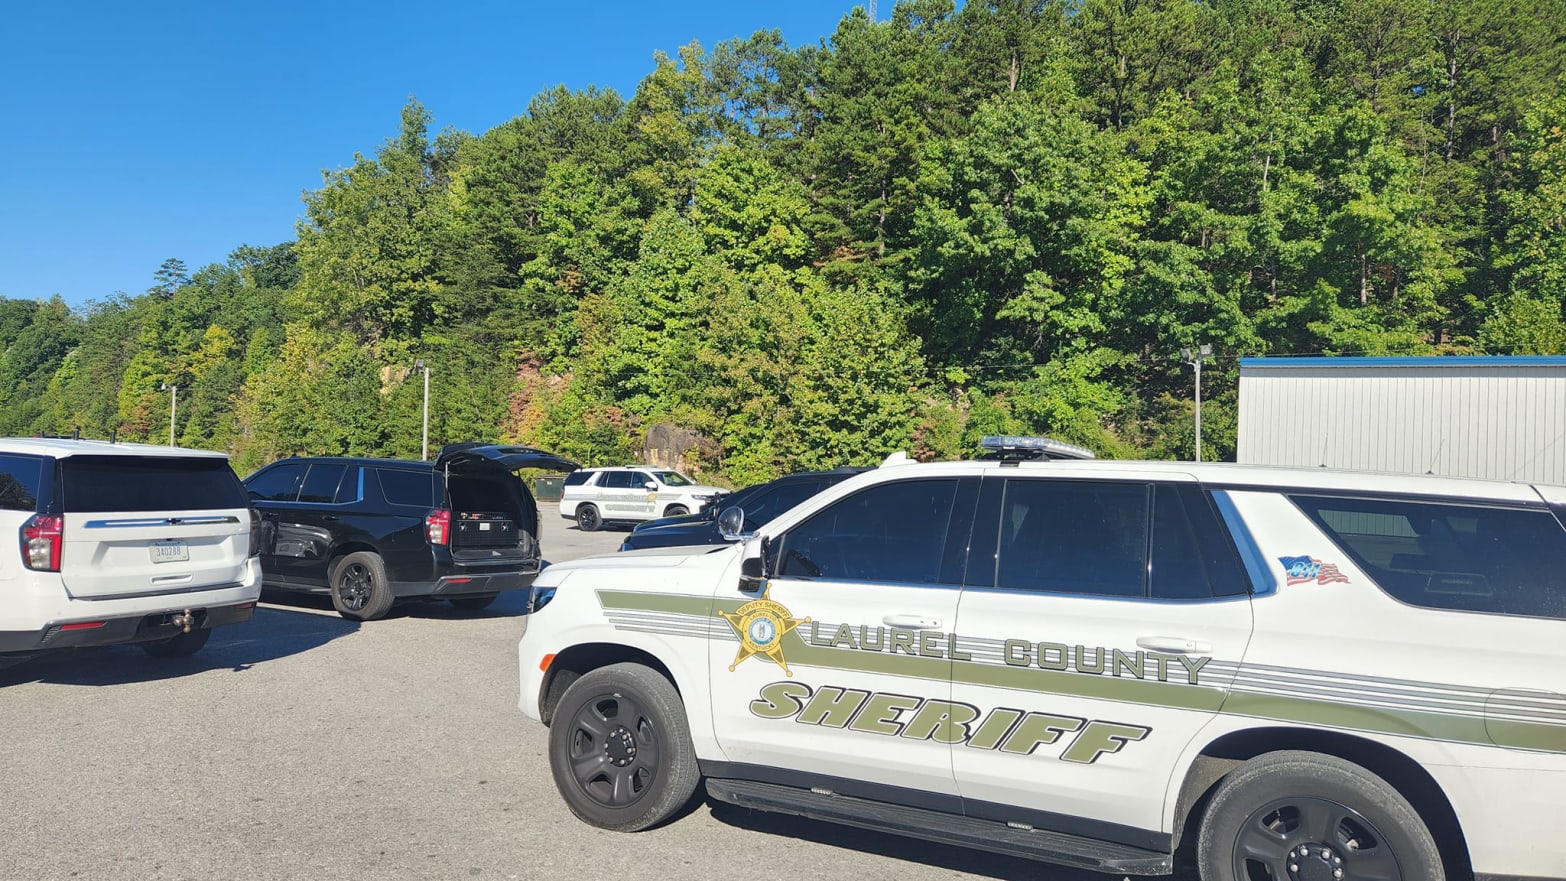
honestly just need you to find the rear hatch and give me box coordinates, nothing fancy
[57,454,252,600]
[434,443,580,474]
[436,444,579,560]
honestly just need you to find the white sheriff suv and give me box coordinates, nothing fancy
[0,438,263,668]
[518,437,1566,881]
[558,466,727,531]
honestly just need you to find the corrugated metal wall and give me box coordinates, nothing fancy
[1237,358,1566,485]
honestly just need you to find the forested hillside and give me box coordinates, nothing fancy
[6,0,1564,480]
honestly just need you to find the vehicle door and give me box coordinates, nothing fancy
[264,462,353,585]
[708,474,979,805]
[628,470,661,519]
[596,471,638,520]
[245,461,308,584]
[950,473,1254,840]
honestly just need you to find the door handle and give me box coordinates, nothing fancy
[1136,636,1213,655]
[321,515,340,521]
[882,614,942,630]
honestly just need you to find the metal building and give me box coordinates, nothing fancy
[1237,356,1566,484]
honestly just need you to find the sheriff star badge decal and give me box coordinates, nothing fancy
[720,589,809,677]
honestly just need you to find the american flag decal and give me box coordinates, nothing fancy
[1278,555,1351,586]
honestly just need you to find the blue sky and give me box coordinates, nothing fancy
[1,1,864,309]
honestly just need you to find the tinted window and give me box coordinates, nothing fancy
[62,456,246,513]
[0,454,44,512]
[995,480,1149,597]
[563,470,593,487]
[774,478,960,585]
[602,471,637,490]
[377,468,434,507]
[1150,487,1210,599]
[247,462,307,502]
[745,481,822,526]
[298,463,349,504]
[1292,495,1566,620]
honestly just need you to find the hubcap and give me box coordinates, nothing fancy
[566,692,660,808]
[338,564,371,610]
[1233,796,1401,881]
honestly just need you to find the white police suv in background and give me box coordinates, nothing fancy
[0,438,262,669]
[519,437,1566,881]
[558,466,727,532]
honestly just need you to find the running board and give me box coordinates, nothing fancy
[704,778,1172,876]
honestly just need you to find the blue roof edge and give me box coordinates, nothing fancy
[1239,355,1566,368]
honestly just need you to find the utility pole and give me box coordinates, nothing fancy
[1181,345,1212,462]
[159,382,178,447]
[415,360,430,461]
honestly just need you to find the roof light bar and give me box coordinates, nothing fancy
[978,436,1096,461]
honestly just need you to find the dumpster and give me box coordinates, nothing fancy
[533,475,566,502]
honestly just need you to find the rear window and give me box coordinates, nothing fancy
[1292,495,1566,620]
[376,468,434,507]
[60,455,246,513]
[563,471,594,487]
[0,454,44,512]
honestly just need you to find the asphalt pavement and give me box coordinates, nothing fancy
[0,505,1182,881]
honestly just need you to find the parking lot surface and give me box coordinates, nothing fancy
[1,506,1187,881]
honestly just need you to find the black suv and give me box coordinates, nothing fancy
[244,444,578,620]
[618,468,870,552]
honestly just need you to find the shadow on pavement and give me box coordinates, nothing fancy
[0,604,360,687]
[259,585,534,621]
[707,799,1199,881]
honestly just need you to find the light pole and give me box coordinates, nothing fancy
[158,382,178,447]
[414,360,430,461]
[1180,345,1211,462]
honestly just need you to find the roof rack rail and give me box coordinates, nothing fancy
[978,435,1096,465]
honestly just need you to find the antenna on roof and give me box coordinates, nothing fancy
[1425,438,1446,475]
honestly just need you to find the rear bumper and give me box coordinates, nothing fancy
[0,601,256,653]
[389,559,544,598]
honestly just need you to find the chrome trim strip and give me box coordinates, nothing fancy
[84,516,241,528]
[72,581,246,601]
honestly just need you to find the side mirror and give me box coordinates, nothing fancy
[717,506,748,540]
[643,481,658,491]
[738,536,769,593]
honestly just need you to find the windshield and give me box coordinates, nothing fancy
[653,470,694,487]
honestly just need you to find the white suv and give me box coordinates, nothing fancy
[519,437,1566,881]
[559,466,726,531]
[0,438,262,669]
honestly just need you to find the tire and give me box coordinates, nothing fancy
[548,662,700,832]
[329,551,396,621]
[1197,750,1444,881]
[449,593,497,611]
[576,504,602,532]
[141,627,212,658]
[663,505,689,518]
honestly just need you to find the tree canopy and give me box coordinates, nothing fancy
[6,0,1564,479]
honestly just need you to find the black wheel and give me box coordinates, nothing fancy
[663,504,689,518]
[141,628,212,658]
[449,593,497,611]
[548,662,700,832]
[329,551,395,621]
[576,504,602,532]
[1197,751,1444,881]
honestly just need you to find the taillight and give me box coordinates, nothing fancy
[22,514,63,572]
[426,508,452,546]
[248,508,263,558]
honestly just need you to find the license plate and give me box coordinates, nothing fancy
[150,540,189,563]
